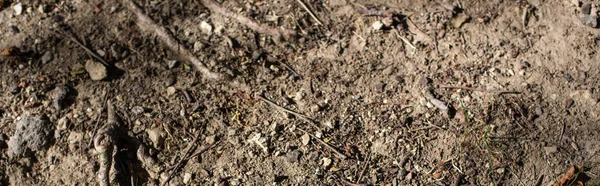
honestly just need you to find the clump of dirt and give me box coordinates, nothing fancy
[7,114,53,158]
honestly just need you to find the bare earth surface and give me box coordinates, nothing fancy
[1,0,600,185]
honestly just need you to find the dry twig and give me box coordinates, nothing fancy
[162,132,201,186]
[200,0,297,43]
[297,128,347,159]
[439,83,520,94]
[52,29,110,67]
[296,0,323,25]
[121,0,223,81]
[256,95,319,128]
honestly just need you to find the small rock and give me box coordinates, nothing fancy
[14,3,23,15]
[496,167,505,174]
[57,117,69,131]
[580,15,598,28]
[418,77,431,86]
[205,135,216,144]
[132,106,145,115]
[372,21,384,31]
[322,157,332,167]
[200,21,213,34]
[52,85,70,110]
[193,41,204,52]
[565,98,575,109]
[147,128,165,148]
[166,86,177,96]
[41,51,53,64]
[582,3,592,15]
[165,76,176,86]
[96,50,106,57]
[7,114,54,158]
[382,66,394,75]
[301,133,310,145]
[9,86,20,94]
[167,60,178,69]
[85,60,108,80]
[286,150,301,163]
[309,151,319,160]
[183,172,193,184]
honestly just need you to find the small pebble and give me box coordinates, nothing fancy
[131,106,145,115]
[582,3,592,15]
[581,15,598,28]
[84,60,107,80]
[41,51,53,64]
[9,86,20,94]
[286,150,301,163]
[166,87,177,96]
[183,173,193,184]
[147,128,165,148]
[200,21,213,34]
[165,76,176,86]
[544,146,558,155]
[301,133,310,146]
[52,85,70,110]
[167,60,178,69]
[14,3,23,15]
[372,20,384,30]
[418,77,431,86]
[322,157,332,167]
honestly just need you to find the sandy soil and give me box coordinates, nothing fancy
[1,0,600,185]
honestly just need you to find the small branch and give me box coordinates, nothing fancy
[392,26,416,50]
[256,95,319,128]
[162,132,201,186]
[297,128,347,159]
[438,83,521,94]
[51,29,110,67]
[122,0,223,81]
[296,0,323,25]
[200,0,297,43]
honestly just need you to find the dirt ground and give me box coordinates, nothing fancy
[1,0,600,185]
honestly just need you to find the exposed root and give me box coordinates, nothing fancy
[121,0,224,81]
[200,0,297,43]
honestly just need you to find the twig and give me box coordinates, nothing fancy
[257,95,319,128]
[296,0,323,25]
[357,151,371,183]
[162,132,201,186]
[121,0,223,81]
[200,0,296,43]
[51,29,110,67]
[190,140,221,158]
[392,26,416,50]
[438,83,520,94]
[280,61,302,79]
[297,128,347,159]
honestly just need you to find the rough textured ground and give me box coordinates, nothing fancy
[1,0,600,185]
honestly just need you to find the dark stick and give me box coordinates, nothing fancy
[52,29,110,67]
[162,132,201,186]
